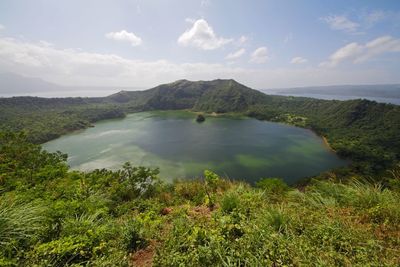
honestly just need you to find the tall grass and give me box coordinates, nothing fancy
[0,200,45,251]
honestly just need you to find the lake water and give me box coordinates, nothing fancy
[43,111,347,184]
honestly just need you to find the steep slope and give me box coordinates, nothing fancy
[140,79,210,110]
[105,79,263,112]
[192,79,267,112]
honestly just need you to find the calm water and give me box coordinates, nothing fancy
[43,111,347,184]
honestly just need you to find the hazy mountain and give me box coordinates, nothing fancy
[0,73,137,97]
[266,84,400,99]
[0,72,63,94]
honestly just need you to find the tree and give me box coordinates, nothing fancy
[196,114,205,123]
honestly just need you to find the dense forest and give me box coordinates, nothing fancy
[1,79,400,176]
[0,132,399,266]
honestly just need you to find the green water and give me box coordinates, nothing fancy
[43,111,347,184]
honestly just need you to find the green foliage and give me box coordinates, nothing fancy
[247,98,400,175]
[388,164,400,192]
[220,191,240,214]
[204,170,220,208]
[155,178,400,266]
[256,177,290,201]
[204,170,220,189]
[196,114,205,122]
[173,179,206,205]
[0,97,126,143]
[117,162,160,200]
[0,132,163,265]
[264,207,290,233]
[0,201,46,256]
[121,220,148,252]
[0,131,68,191]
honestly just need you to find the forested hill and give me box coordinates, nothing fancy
[1,79,400,175]
[105,79,267,112]
[0,79,267,142]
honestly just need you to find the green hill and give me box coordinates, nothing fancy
[0,79,266,142]
[106,79,266,112]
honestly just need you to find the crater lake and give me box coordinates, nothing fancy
[43,111,347,184]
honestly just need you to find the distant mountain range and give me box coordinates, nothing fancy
[0,73,137,97]
[266,84,400,99]
[1,72,400,100]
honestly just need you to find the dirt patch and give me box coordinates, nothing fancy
[188,205,215,220]
[374,224,400,241]
[130,240,156,267]
[322,136,336,152]
[160,207,173,215]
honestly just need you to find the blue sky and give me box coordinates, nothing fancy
[0,0,400,89]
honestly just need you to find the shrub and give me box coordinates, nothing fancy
[256,177,290,200]
[264,207,290,233]
[122,220,148,252]
[174,180,206,205]
[204,170,220,208]
[30,235,97,266]
[220,191,240,214]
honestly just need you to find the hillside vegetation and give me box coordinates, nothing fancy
[1,79,400,176]
[0,132,399,266]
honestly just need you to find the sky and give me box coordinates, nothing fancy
[0,0,400,90]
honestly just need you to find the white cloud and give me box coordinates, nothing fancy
[365,10,387,26]
[0,24,4,30]
[177,19,232,50]
[105,30,142,46]
[322,15,359,33]
[225,48,245,60]
[355,35,400,63]
[238,35,248,45]
[321,42,363,67]
[321,36,400,67]
[250,47,269,64]
[0,36,399,89]
[290,57,307,64]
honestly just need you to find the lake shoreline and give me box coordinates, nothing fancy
[43,110,347,184]
[322,136,335,152]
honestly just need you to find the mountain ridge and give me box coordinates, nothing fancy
[104,78,266,112]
